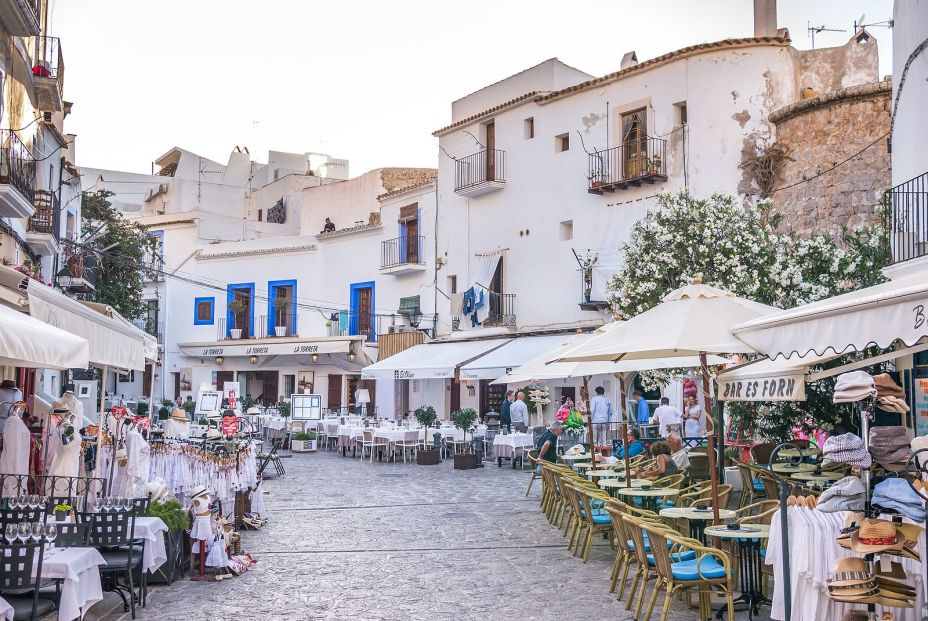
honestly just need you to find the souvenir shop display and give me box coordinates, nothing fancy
[816,477,866,513]
[0,401,29,496]
[868,426,912,470]
[163,408,191,439]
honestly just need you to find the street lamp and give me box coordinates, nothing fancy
[249,355,258,365]
[347,351,357,363]
[215,356,224,366]
[311,353,320,363]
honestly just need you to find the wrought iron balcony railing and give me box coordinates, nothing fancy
[885,171,928,265]
[455,149,505,193]
[381,235,424,268]
[588,137,667,194]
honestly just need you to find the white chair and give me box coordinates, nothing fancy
[396,430,419,463]
[368,431,388,463]
[325,423,340,450]
[357,429,373,459]
[447,428,466,456]
[316,421,328,449]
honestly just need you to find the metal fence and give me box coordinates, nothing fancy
[455,149,506,191]
[0,129,36,202]
[33,35,64,97]
[885,171,928,264]
[0,473,107,501]
[381,235,424,268]
[588,137,667,192]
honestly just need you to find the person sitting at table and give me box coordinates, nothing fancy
[613,427,645,459]
[667,432,690,471]
[534,421,563,471]
[636,441,679,480]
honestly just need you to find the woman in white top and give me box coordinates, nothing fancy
[682,395,705,437]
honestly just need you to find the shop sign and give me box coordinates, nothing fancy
[915,378,928,437]
[717,375,805,402]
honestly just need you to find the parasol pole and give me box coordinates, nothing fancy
[617,373,631,488]
[582,375,596,468]
[700,352,720,525]
[94,365,108,474]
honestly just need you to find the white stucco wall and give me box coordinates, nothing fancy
[891,0,928,186]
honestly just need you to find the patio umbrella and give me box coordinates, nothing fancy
[557,280,779,524]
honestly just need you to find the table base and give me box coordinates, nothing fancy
[715,538,769,621]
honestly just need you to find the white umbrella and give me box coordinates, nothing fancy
[558,280,780,524]
[0,303,90,369]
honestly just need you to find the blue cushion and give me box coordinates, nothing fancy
[626,537,652,552]
[753,481,765,492]
[647,549,697,565]
[671,557,731,580]
[591,499,606,508]
[592,514,611,524]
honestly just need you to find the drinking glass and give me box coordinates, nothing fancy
[4,523,16,544]
[28,495,40,509]
[44,523,57,550]
[31,522,43,543]
[124,498,135,512]
[17,522,31,543]
[103,497,113,512]
[40,496,49,510]
[6,496,16,510]
[17,495,27,510]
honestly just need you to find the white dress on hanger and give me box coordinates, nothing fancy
[0,415,30,496]
[125,428,151,498]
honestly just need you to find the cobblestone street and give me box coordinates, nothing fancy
[88,451,756,621]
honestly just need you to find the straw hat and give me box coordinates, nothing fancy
[827,557,875,588]
[0,379,17,389]
[170,408,188,421]
[850,519,901,554]
[206,427,222,440]
[188,485,209,499]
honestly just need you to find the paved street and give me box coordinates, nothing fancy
[88,450,756,621]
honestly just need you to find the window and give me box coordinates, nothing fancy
[349,281,375,342]
[194,297,214,325]
[524,117,534,139]
[66,213,74,239]
[227,283,255,337]
[283,374,296,397]
[559,220,573,241]
[398,204,419,263]
[268,280,296,336]
[674,101,687,126]
[555,133,570,152]
[449,275,457,294]
[257,209,263,222]
[622,109,648,178]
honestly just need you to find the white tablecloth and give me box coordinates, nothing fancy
[493,433,534,459]
[135,516,168,573]
[41,547,105,621]
[0,596,11,621]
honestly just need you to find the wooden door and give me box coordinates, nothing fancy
[479,379,505,417]
[357,287,373,338]
[263,371,279,404]
[622,109,647,179]
[449,378,460,415]
[485,121,496,181]
[328,374,342,411]
[405,218,419,263]
[142,364,152,398]
[215,371,234,391]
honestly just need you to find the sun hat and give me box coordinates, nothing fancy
[842,612,869,621]
[206,427,222,440]
[205,410,222,421]
[849,519,903,554]
[188,485,209,499]
[911,435,928,457]
[827,557,875,588]
[170,408,188,421]
[871,478,927,522]
[816,476,866,513]
[0,379,17,389]
[245,406,261,415]
[877,396,910,414]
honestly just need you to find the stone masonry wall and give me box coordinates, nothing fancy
[768,80,891,236]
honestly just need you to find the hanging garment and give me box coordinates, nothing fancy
[125,428,151,498]
[48,430,82,479]
[462,288,476,315]
[449,293,464,316]
[0,415,30,496]
[338,310,349,334]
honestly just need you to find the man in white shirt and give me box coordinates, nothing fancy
[589,386,612,446]
[650,397,681,437]
[667,433,690,471]
[509,392,529,432]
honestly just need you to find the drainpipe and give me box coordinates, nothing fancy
[433,180,438,338]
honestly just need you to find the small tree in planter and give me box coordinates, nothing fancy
[451,408,479,470]
[292,431,317,452]
[277,401,291,418]
[414,405,440,465]
[146,499,191,584]
[273,297,289,336]
[228,298,247,339]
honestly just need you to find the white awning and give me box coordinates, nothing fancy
[459,334,567,380]
[80,301,158,363]
[362,338,511,380]
[179,336,357,358]
[732,272,928,359]
[0,303,90,369]
[716,353,838,402]
[24,278,147,371]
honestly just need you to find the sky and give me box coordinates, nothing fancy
[51,0,894,177]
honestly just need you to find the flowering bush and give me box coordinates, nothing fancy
[607,191,889,436]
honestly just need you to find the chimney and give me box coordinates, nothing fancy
[620,51,638,70]
[753,0,777,37]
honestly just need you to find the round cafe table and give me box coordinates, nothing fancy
[660,507,737,543]
[703,524,771,621]
[560,453,591,462]
[614,486,679,512]
[790,471,843,482]
[770,462,817,474]
[586,469,625,479]
[778,447,820,459]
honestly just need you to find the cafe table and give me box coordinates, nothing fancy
[790,471,843,482]
[659,506,737,542]
[770,462,818,474]
[614,486,679,512]
[41,546,106,621]
[586,469,625,479]
[703,524,772,621]
[54,516,167,574]
[493,433,534,468]
[0,596,11,621]
[559,453,592,463]
[778,447,820,459]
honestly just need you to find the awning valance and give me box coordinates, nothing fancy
[715,353,839,402]
[0,303,90,369]
[179,336,357,358]
[459,334,566,380]
[362,338,510,380]
[732,272,928,359]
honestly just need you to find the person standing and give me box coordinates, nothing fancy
[510,392,529,432]
[589,386,612,446]
[650,397,682,437]
[634,391,651,426]
[500,390,513,432]
[682,394,707,438]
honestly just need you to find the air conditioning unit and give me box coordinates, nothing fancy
[387,326,397,334]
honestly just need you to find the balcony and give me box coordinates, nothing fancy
[452,292,516,330]
[0,130,36,218]
[588,137,667,194]
[132,319,165,345]
[56,251,95,294]
[380,235,426,275]
[32,36,64,112]
[326,311,385,343]
[0,0,40,36]
[217,314,299,340]
[885,171,928,265]
[454,149,505,196]
[25,189,58,255]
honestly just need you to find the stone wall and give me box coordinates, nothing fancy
[767,80,891,236]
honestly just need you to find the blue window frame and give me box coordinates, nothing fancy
[226,282,255,338]
[267,279,298,336]
[397,206,421,263]
[349,281,376,343]
[193,297,214,325]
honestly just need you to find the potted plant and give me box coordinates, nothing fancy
[277,401,291,418]
[228,298,247,339]
[646,155,662,176]
[135,402,149,417]
[53,503,72,521]
[292,431,317,452]
[583,287,592,303]
[145,499,191,584]
[273,297,289,337]
[414,405,440,465]
[451,408,479,470]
